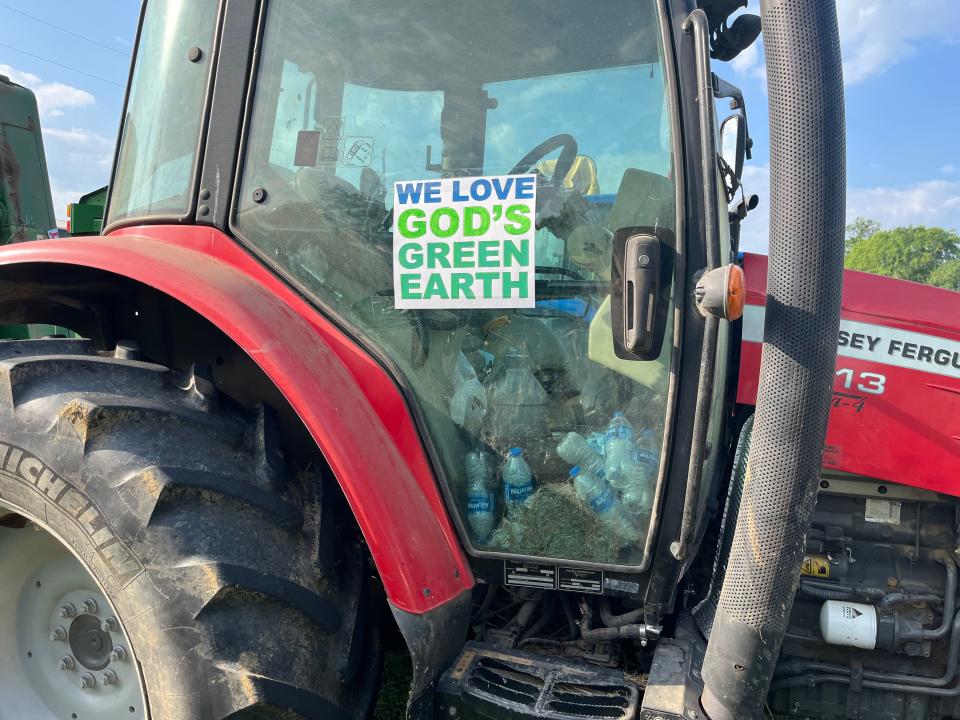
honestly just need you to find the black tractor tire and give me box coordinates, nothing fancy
[0,338,380,719]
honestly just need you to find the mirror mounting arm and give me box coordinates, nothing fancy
[713,74,753,160]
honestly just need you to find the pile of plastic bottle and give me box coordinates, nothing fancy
[465,446,534,545]
[463,412,658,548]
[556,412,658,539]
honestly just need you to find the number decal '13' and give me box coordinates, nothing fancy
[836,368,886,395]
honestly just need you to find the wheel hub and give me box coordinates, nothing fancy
[67,613,113,671]
[0,501,147,720]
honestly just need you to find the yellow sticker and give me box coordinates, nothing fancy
[801,555,830,578]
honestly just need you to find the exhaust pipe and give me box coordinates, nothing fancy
[699,1,846,718]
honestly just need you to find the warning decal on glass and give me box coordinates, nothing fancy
[392,175,537,309]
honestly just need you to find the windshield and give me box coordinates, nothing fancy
[235,0,678,568]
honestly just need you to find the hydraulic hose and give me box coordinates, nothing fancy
[798,580,852,602]
[699,1,846,717]
[798,578,886,603]
[920,554,956,641]
[579,600,651,642]
[599,598,645,628]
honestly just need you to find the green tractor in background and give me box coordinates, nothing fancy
[0,72,104,340]
[0,72,57,245]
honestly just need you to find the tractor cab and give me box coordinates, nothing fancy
[109,0,698,572]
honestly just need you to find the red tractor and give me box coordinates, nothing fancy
[0,1,956,719]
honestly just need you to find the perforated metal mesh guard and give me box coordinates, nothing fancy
[700,1,846,718]
[692,415,753,638]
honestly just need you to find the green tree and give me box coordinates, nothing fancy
[929,259,960,291]
[845,225,960,290]
[845,216,882,252]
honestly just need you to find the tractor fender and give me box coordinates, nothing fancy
[0,225,474,617]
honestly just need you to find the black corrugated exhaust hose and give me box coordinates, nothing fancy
[699,1,846,718]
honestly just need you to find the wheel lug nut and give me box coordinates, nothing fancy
[101,616,119,632]
[81,598,98,614]
[100,669,118,686]
[79,672,96,689]
[109,646,128,662]
[59,655,75,671]
[58,602,76,619]
[50,625,67,641]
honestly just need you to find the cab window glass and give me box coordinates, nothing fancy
[108,0,216,224]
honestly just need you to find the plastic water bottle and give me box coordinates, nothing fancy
[466,448,498,492]
[586,432,606,457]
[556,432,606,479]
[501,447,534,512]
[465,450,496,543]
[569,465,638,542]
[634,429,659,485]
[484,350,548,446]
[622,430,659,519]
[603,412,635,489]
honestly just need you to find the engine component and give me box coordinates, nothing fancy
[769,479,960,719]
[820,600,886,650]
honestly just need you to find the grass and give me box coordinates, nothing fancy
[374,651,413,720]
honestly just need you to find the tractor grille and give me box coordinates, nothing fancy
[441,644,638,720]
[546,681,633,718]
[471,658,545,704]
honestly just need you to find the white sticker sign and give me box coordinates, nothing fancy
[392,174,537,309]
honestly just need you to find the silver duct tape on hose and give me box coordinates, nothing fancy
[699,1,846,718]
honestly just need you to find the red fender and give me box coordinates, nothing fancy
[0,226,474,614]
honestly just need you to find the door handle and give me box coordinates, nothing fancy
[623,233,660,354]
[610,226,671,361]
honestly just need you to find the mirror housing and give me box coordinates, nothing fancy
[720,114,746,179]
[710,13,762,61]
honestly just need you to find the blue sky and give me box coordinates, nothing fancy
[729,0,960,250]
[1,0,958,251]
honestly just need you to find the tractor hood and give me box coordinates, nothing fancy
[737,252,960,496]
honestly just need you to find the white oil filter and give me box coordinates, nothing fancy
[819,600,877,649]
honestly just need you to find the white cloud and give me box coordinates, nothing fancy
[736,165,960,253]
[728,39,766,85]
[943,165,957,175]
[720,1,960,87]
[837,1,960,85]
[0,65,39,86]
[0,64,95,118]
[33,83,95,119]
[847,180,960,227]
[43,127,112,148]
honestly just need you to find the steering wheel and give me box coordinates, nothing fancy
[509,133,578,186]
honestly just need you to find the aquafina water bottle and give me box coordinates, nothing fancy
[603,412,635,489]
[465,450,496,543]
[569,465,638,542]
[556,432,605,479]
[622,429,659,519]
[501,447,533,513]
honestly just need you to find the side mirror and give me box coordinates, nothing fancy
[720,114,746,179]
